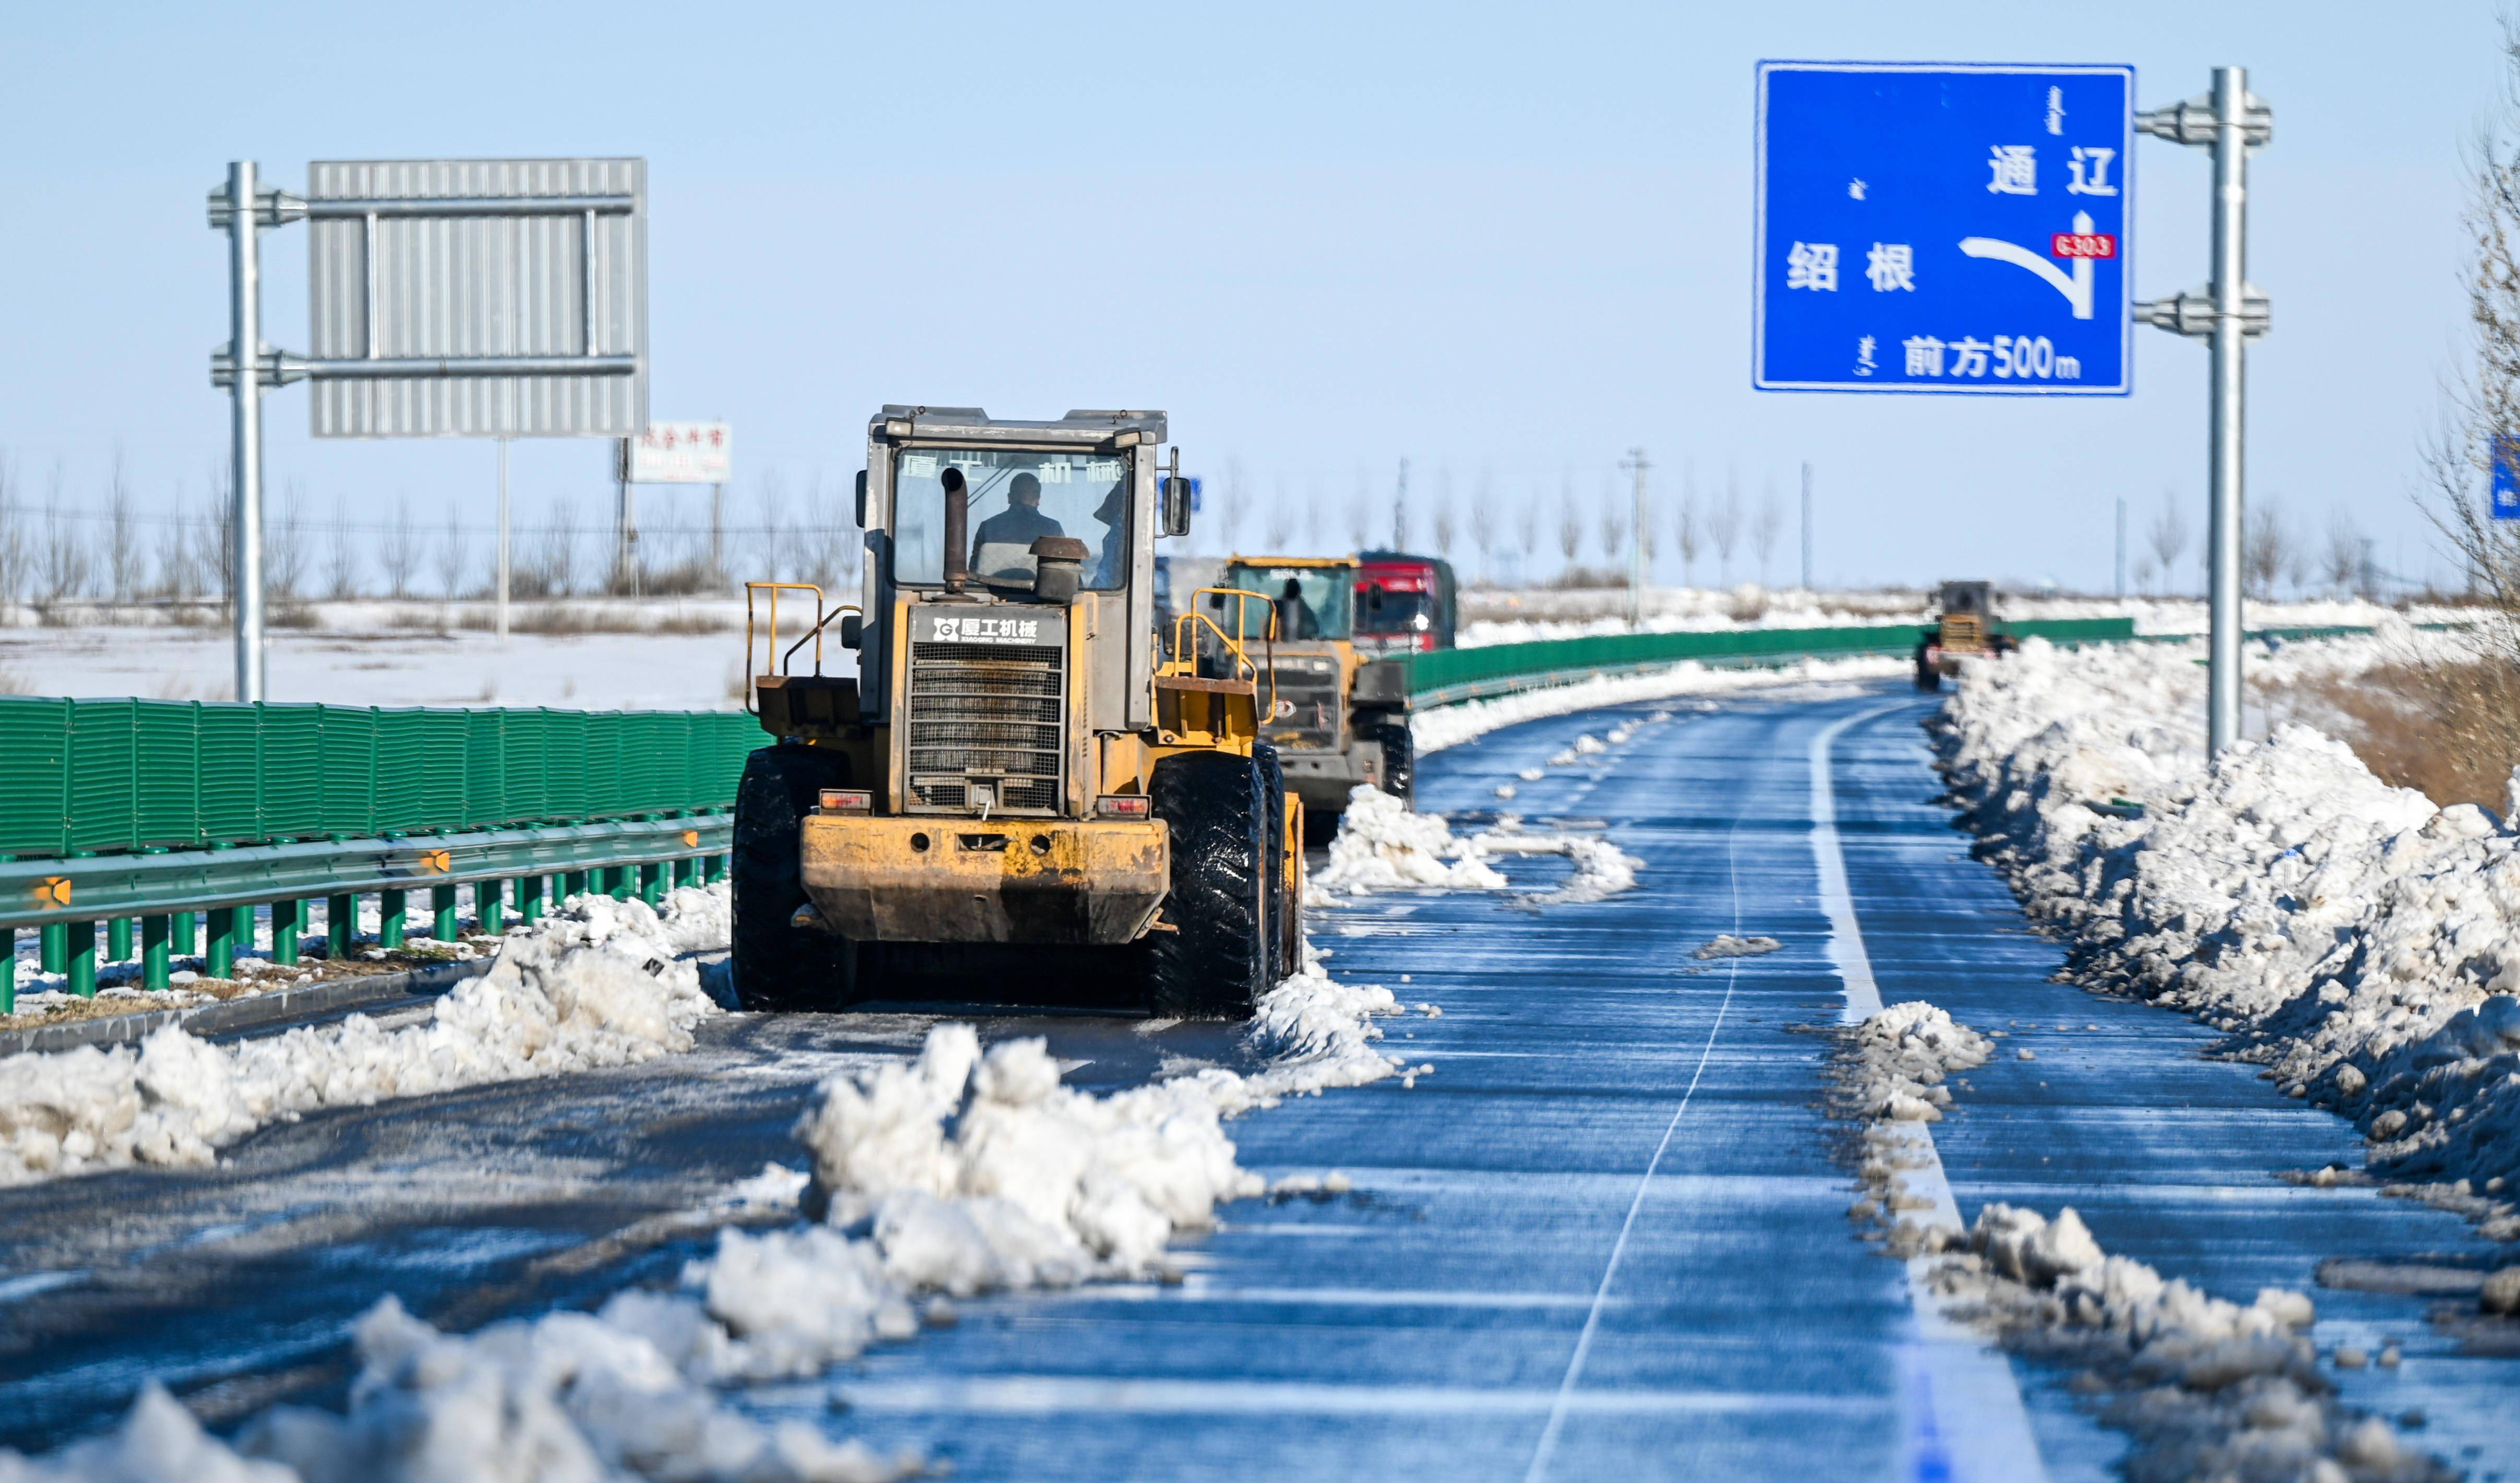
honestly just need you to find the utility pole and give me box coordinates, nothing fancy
[1393,458,1409,550]
[2114,496,2126,601]
[710,481,725,580]
[1619,448,1650,628]
[614,438,639,596]
[1799,462,1813,591]
[214,161,270,702]
[496,437,512,642]
[2136,67,2272,764]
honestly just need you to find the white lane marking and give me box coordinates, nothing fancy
[1522,784,1747,1483]
[828,1375,1883,1418]
[1811,703,2051,1483]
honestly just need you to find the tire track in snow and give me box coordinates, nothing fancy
[1812,702,2048,1483]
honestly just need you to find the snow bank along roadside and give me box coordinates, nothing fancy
[0,941,1415,1479]
[0,887,729,1187]
[1833,1002,2455,1483]
[1411,654,1902,755]
[1937,632,2520,1245]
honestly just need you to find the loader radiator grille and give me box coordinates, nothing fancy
[1262,664,1342,752]
[905,642,1065,814]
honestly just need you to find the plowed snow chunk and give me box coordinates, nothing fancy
[1695,934,1782,959]
[1310,788,1509,897]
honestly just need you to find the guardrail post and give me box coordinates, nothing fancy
[108,917,134,964]
[638,862,663,908]
[562,869,588,902]
[431,884,458,941]
[173,909,195,957]
[39,922,65,975]
[327,894,354,959]
[705,853,727,884]
[142,915,170,990]
[1,927,12,1015]
[67,921,96,998]
[272,898,302,966]
[606,864,631,901]
[380,889,407,950]
[522,874,547,923]
[207,908,235,979]
[478,880,504,935]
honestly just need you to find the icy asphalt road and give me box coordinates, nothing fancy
[3,682,2518,1477]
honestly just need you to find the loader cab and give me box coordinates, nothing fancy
[1212,555,1412,821]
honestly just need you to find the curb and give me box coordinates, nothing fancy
[0,959,493,1058]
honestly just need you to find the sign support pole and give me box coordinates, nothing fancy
[496,436,511,642]
[1620,448,1649,627]
[1800,462,1812,591]
[2137,67,2272,765]
[225,161,267,703]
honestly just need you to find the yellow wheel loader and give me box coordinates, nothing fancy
[1914,579,2020,691]
[733,408,1302,1018]
[1212,555,1414,827]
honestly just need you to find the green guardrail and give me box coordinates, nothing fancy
[1400,618,2139,707]
[0,698,762,1014]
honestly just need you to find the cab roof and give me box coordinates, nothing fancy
[1226,554,1357,570]
[870,406,1167,447]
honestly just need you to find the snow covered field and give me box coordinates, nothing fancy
[1938,628,2520,1240]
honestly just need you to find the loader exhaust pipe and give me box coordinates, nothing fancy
[940,467,970,594]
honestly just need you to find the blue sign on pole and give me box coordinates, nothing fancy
[1755,62,2134,395]
[2494,435,2520,520]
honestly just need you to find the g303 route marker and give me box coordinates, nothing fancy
[1754,62,2135,395]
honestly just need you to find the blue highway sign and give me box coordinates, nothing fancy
[2494,435,2520,520]
[1755,62,2134,395]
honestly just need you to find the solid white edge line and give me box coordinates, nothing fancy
[1810,702,2051,1483]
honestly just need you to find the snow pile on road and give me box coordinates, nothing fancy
[1310,787,1509,895]
[1926,1205,2452,1483]
[1411,655,1904,755]
[1937,631,2520,1236]
[1842,1001,1989,1123]
[0,886,727,1187]
[1695,933,1782,959]
[1309,790,1641,905]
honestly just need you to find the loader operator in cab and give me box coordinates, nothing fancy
[971,472,1064,567]
[1277,578,1321,639]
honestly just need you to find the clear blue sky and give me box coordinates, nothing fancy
[0,1,2501,592]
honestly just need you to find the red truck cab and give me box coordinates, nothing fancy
[1354,551,1458,654]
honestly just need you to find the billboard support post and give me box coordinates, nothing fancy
[2135,67,2272,763]
[496,437,511,643]
[218,161,270,703]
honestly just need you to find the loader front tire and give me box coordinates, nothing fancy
[1254,743,1292,984]
[1143,751,1271,1019]
[1369,721,1415,806]
[731,744,858,1012]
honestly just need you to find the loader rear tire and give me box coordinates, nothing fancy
[731,744,858,1012]
[1143,751,1271,1019]
[1369,721,1415,806]
[1254,743,1291,984]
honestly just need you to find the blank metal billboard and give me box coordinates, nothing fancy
[305,158,646,437]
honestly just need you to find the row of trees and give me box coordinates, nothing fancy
[2135,490,2382,600]
[0,464,863,610]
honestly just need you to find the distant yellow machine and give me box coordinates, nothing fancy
[735,407,1300,1018]
[1213,555,1415,825]
[1914,580,2019,691]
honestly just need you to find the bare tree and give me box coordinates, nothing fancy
[2323,509,2364,597]
[40,464,91,606]
[753,472,790,586]
[105,453,139,604]
[1304,476,1326,550]
[436,509,470,600]
[0,459,27,618]
[1469,467,1498,584]
[539,497,580,597]
[1595,472,1626,571]
[1431,466,1457,560]
[1710,467,1744,584]
[1265,474,1294,548]
[1753,480,1784,587]
[1556,472,1583,579]
[1673,463,1701,588]
[380,497,419,599]
[1516,493,1540,587]
[2243,499,2291,599]
[2147,488,2191,597]
[204,473,235,611]
[1347,467,1373,549]
[2134,553,2158,594]
[267,481,309,602]
[1217,459,1247,558]
[325,496,359,599]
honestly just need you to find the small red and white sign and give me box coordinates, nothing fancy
[628,421,733,484]
[2050,232,2117,260]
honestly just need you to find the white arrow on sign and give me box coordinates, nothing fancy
[1958,210,2099,319]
